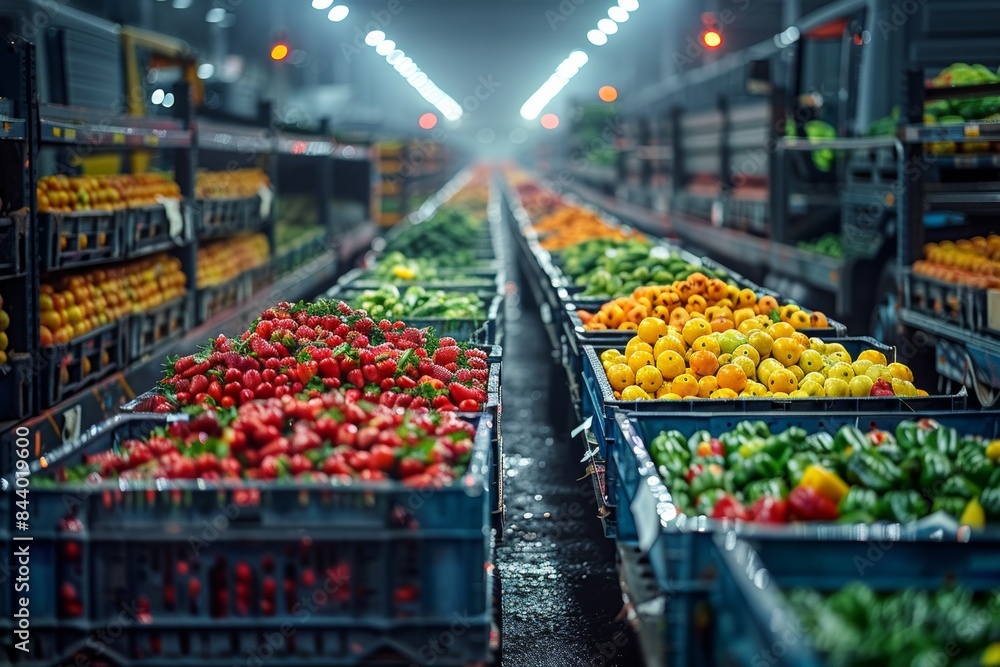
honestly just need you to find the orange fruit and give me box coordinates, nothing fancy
[810,311,830,328]
[627,351,656,374]
[671,373,699,398]
[857,349,887,366]
[697,375,719,398]
[766,322,796,339]
[653,335,686,358]
[625,337,653,359]
[689,350,720,377]
[757,295,779,313]
[735,288,757,309]
[767,368,798,394]
[732,344,761,366]
[731,355,757,379]
[656,351,686,381]
[717,364,748,392]
[711,388,739,399]
[790,332,810,349]
[637,317,662,345]
[789,310,811,330]
[635,366,663,393]
[691,335,721,356]
[771,337,803,367]
[710,317,734,333]
[682,318,711,345]
[607,364,635,392]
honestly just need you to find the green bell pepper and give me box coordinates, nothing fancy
[835,425,869,453]
[940,475,982,500]
[690,466,727,497]
[919,450,954,488]
[650,431,689,469]
[931,495,968,519]
[742,451,781,483]
[894,420,920,450]
[932,426,959,456]
[979,487,1000,519]
[881,490,929,523]
[737,436,767,459]
[876,443,906,465]
[957,444,993,486]
[744,478,789,504]
[840,487,880,515]
[804,432,835,454]
[847,449,904,492]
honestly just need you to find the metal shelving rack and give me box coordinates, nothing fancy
[896,70,1000,405]
[0,37,377,457]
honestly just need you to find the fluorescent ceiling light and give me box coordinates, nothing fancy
[608,6,629,22]
[328,5,349,21]
[519,51,589,120]
[365,33,463,121]
[312,0,334,8]
[618,0,638,11]
[598,18,618,34]
[365,30,385,46]
[587,29,608,45]
[205,7,225,22]
[375,39,395,56]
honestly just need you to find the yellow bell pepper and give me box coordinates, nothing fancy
[982,642,1000,666]
[799,464,850,505]
[961,497,986,529]
[986,440,1000,463]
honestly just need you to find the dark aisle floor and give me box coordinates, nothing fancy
[496,270,643,667]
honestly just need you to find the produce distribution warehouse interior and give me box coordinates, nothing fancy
[3,0,1000,665]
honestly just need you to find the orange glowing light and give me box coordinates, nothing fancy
[418,112,438,130]
[271,43,289,61]
[598,86,618,102]
[702,30,722,48]
[540,113,560,130]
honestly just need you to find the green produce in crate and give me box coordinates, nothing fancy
[350,285,486,321]
[786,583,1000,667]
[383,208,489,267]
[646,418,999,526]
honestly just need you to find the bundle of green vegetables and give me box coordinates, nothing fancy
[349,285,486,321]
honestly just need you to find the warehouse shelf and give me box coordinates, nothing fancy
[904,120,1000,143]
[0,114,26,140]
[194,118,273,153]
[0,247,342,459]
[275,132,335,156]
[899,308,1000,394]
[925,153,1000,168]
[39,102,192,148]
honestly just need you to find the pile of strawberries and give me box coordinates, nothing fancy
[150,299,492,413]
[68,389,478,485]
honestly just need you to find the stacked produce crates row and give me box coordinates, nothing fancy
[0,166,505,666]
[501,167,999,667]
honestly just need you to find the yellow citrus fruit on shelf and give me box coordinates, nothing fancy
[800,380,825,397]
[797,349,824,374]
[635,366,663,393]
[697,375,719,398]
[865,364,893,383]
[917,389,929,397]
[849,375,874,397]
[768,368,798,394]
[747,331,773,358]
[803,371,826,385]
[741,382,768,397]
[852,359,874,376]
[731,355,757,380]
[826,351,853,364]
[779,304,800,321]
[757,358,784,385]
[733,307,756,326]
[788,389,810,398]
[637,318,663,345]
[691,335,721,356]
[857,349,887,366]
[606,364,635,392]
[625,336,650,358]
[787,365,805,382]
[790,332,810,349]
[601,349,623,364]
[711,388,739,399]
[658,389,683,400]
[671,373,699,398]
[825,342,848,355]
[621,385,651,401]
[716,364,748,392]
[827,362,855,382]
[892,378,918,397]
[656,351,686,381]
[771,338,803,367]
[823,377,850,397]
[689,350,720,377]
[766,322,796,339]
[653,335,686,358]
[733,344,761,367]
[737,319,765,335]
[627,350,656,374]
[888,362,914,382]
[735,288,757,309]
[682,318,712,345]
[808,337,827,352]
[789,311,811,330]
[620,321,638,331]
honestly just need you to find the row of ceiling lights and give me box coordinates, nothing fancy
[364,30,463,121]
[519,0,637,125]
[311,0,350,22]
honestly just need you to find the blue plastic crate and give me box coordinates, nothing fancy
[1,412,494,666]
[711,534,1000,667]
[614,411,1000,667]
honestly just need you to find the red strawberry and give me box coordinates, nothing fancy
[433,346,460,365]
[438,337,457,348]
[455,369,473,383]
[428,364,453,383]
[351,334,369,349]
[296,326,318,341]
[377,359,396,378]
[190,375,209,395]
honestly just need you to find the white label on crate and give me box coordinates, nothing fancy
[158,197,184,237]
[631,481,661,552]
[571,416,593,439]
[258,186,275,220]
[62,405,82,444]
